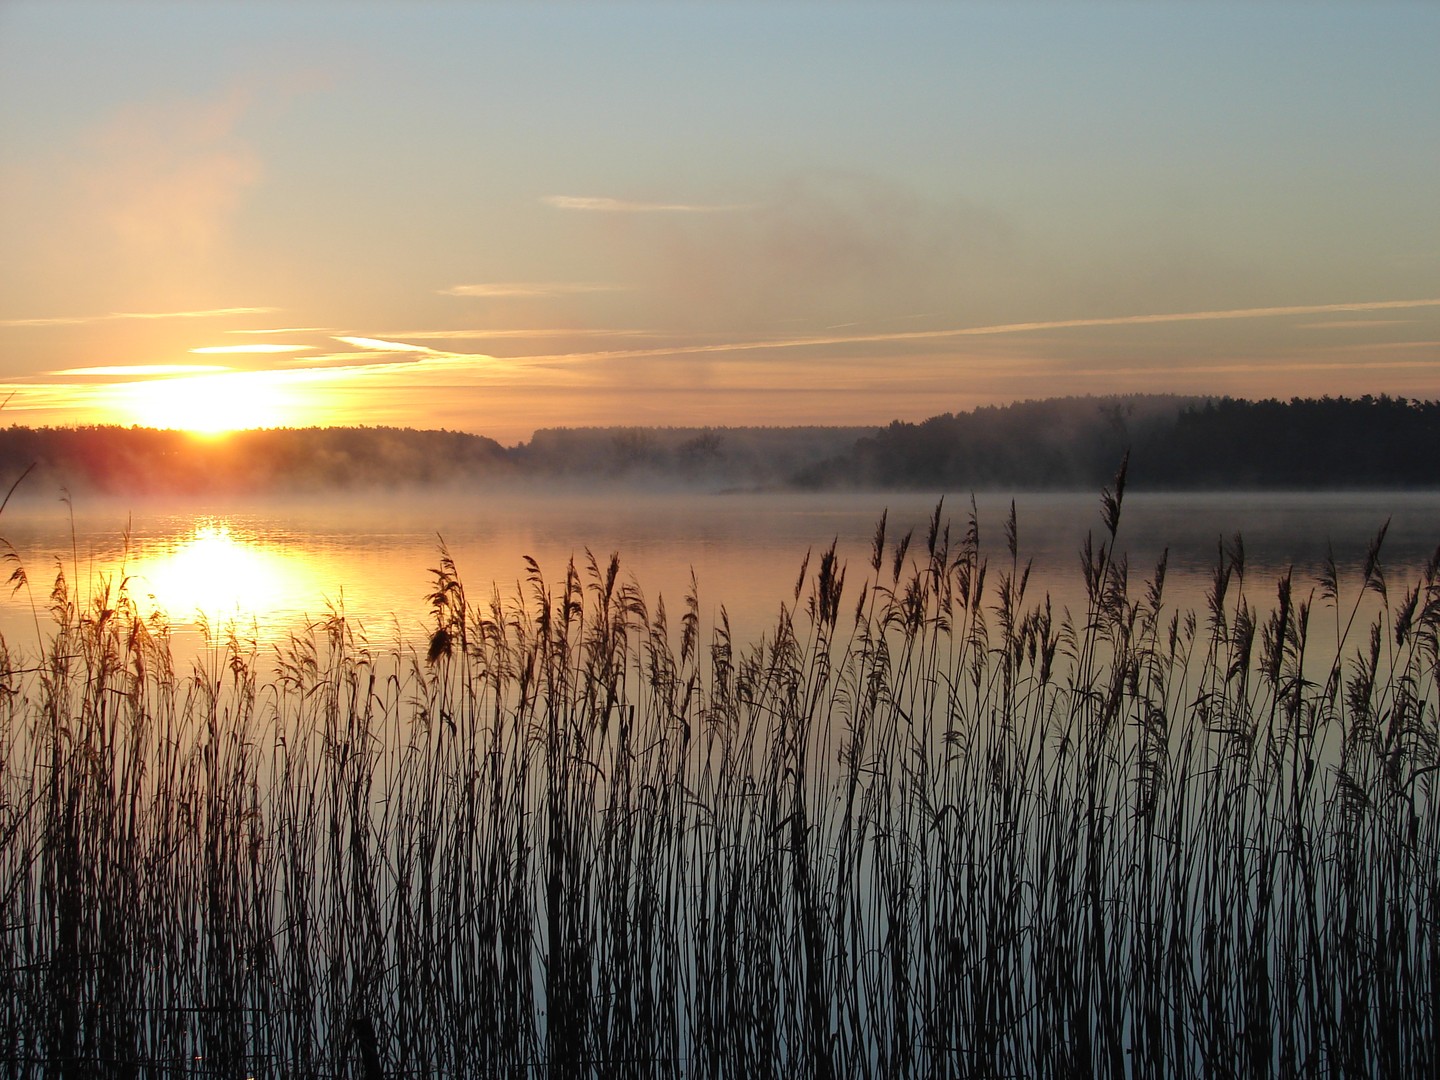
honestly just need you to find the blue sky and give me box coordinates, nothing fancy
[1,1,1436,440]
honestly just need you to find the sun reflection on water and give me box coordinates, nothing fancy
[133,520,309,629]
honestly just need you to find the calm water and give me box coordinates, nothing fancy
[0,488,1435,656]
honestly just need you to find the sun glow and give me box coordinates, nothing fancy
[119,370,296,433]
[134,522,309,627]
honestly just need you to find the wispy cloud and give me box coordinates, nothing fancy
[544,194,748,213]
[276,352,421,369]
[226,326,334,335]
[50,364,232,378]
[380,327,653,341]
[1062,355,1440,380]
[191,344,312,354]
[1311,339,1440,353]
[333,336,443,354]
[1294,319,1413,330]
[116,306,278,321]
[0,306,278,329]
[439,283,627,299]
[936,299,1440,338]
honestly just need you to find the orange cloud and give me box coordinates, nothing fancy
[333,336,441,354]
[51,365,231,378]
[191,344,313,354]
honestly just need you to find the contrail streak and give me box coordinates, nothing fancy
[508,297,1440,364]
[943,298,1440,337]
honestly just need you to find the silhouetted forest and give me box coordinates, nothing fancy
[796,395,1440,490]
[1136,395,1440,488]
[0,425,512,496]
[1,396,1436,496]
[795,395,1184,489]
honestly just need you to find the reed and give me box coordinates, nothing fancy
[0,477,1436,1076]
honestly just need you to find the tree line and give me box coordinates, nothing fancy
[795,394,1440,490]
[0,396,1435,496]
[0,425,511,497]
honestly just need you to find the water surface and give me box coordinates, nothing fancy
[1,489,1434,656]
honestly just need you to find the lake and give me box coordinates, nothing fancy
[1,487,1435,659]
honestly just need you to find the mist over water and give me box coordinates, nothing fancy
[2,488,1435,659]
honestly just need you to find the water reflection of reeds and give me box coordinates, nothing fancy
[1,472,1436,1077]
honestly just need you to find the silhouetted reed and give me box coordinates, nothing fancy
[1,474,1436,1076]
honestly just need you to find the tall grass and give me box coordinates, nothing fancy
[1,475,1436,1076]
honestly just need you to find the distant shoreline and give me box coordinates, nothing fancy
[2,394,1436,497]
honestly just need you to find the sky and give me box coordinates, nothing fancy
[0,1,1436,444]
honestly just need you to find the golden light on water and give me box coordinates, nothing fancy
[133,521,310,627]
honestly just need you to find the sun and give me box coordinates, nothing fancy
[119,370,294,433]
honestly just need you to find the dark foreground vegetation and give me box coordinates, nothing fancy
[0,472,1437,1076]
[2,394,1437,495]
